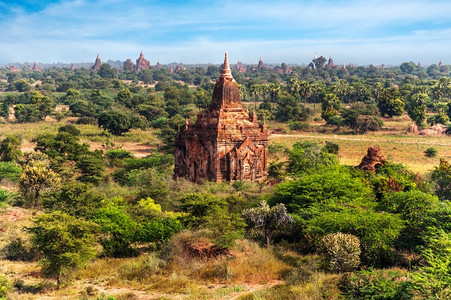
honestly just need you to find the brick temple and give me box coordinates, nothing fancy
[174,53,269,182]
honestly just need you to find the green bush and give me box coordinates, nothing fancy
[289,121,310,131]
[431,159,451,201]
[0,161,21,181]
[320,232,361,273]
[287,141,338,175]
[424,147,438,157]
[94,198,138,257]
[28,211,98,285]
[338,269,413,299]
[0,189,9,206]
[325,141,339,154]
[0,275,12,299]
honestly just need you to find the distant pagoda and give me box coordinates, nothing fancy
[135,51,151,72]
[91,54,101,71]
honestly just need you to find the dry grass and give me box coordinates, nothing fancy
[271,132,451,174]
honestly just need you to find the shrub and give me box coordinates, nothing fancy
[0,161,22,181]
[118,253,164,280]
[320,232,361,273]
[289,121,310,131]
[58,124,80,136]
[325,141,339,154]
[431,159,451,201]
[424,147,438,157]
[338,269,413,299]
[0,189,9,206]
[287,141,338,175]
[0,275,12,299]
[94,198,138,257]
[76,116,97,125]
[28,211,98,285]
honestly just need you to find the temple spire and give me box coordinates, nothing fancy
[221,52,232,78]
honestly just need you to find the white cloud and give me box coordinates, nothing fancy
[1,0,451,64]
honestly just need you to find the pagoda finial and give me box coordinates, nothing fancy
[221,52,232,77]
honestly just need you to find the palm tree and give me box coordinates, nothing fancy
[249,84,262,110]
[287,78,301,100]
[269,83,281,110]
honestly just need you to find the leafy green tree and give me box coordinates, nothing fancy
[14,104,41,123]
[116,87,134,108]
[94,197,138,257]
[29,211,98,285]
[400,61,417,74]
[132,197,183,245]
[76,151,105,184]
[8,79,31,92]
[354,115,382,133]
[123,59,134,71]
[0,135,22,162]
[287,141,338,175]
[69,100,97,117]
[0,161,22,181]
[98,63,116,79]
[242,201,292,247]
[407,92,428,126]
[58,124,80,136]
[379,88,405,117]
[179,193,246,248]
[98,110,146,135]
[90,89,113,109]
[431,159,451,201]
[270,168,404,266]
[42,182,105,218]
[33,131,89,163]
[275,92,299,121]
[321,93,340,122]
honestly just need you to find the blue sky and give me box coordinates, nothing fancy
[1,0,451,65]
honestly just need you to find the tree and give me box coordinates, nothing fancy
[116,87,134,108]
[400,61,417,74]
[242,201,292,247]
[320,232,361,273]
[321,93,340,122]
[42,182,105,218]
[0,135,22,162]
[431,159,451,201]
[94,197,138,257]
[287,141,338,175]
[407,92,428,126]
[18,159,61,207]
[274,92,299,122]
[76,151,105,184]
[379,88,405,117]
[123,59,134,71]
[29,211,98,286]
[98,63,115,79]
[98,110,146,135]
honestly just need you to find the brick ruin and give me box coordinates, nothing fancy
[135,51,151,72]
[91,54,101,71]
[174,53,269,182]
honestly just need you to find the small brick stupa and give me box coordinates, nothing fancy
[135,51,151,72]
[174,53,269,182]
[91,54,101,71]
